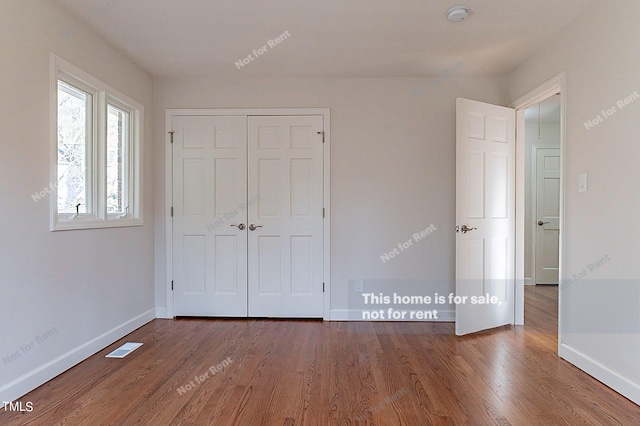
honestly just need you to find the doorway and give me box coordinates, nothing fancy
[451,74,566,336]
[165,109,331,319]
[511,73,566,330]
[525,95,561,286]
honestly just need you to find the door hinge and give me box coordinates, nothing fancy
[323,208,325,218]
[171,207,174,217]
[317,131,325,143]
[171,280,174,290]
[323,282,325,292]
[169,131,174,143]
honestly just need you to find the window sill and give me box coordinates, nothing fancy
[51,216,143,231]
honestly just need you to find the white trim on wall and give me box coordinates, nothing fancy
[0,309,155,403]
[163,108,331,320]
[559,343,640,406]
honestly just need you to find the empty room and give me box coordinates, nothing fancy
[1,0,640,424]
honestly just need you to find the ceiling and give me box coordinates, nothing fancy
[525,94,561,123]
[54,0,592,79]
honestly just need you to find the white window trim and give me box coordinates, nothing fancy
[50,54,143,231]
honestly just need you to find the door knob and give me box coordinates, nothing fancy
[249,224,263,231]
[460,225,477,234]
[537,221,549,226]
[230,223,246,230]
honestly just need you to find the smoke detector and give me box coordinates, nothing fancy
[447,6,470,22]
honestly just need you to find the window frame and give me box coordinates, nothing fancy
[106,98,133,219]
[50,55,143,231]
[56,77,97,217]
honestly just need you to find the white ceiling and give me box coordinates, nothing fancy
[54,0,592,79]
[525,94,561,123]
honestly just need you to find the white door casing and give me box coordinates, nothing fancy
[172,115,248,316]
[510,72,565,328]
[456,98,516,336]
[534,148,560,284]
[247,116,325,317]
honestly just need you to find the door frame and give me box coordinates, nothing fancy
[531,144,561,286]
[164,108,331,320]
[510,73,566,347]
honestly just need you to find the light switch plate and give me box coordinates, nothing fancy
[578,173,587,192]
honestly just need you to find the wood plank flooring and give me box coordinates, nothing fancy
[2,285,640,425]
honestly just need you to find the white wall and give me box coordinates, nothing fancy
[509,0,640,404]
[524,121,560,283]
[154,76,509,320]
[0,1,155,401]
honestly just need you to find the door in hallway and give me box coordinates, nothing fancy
[535,148,560,284]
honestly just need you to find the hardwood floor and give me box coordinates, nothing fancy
[3,285,640,425]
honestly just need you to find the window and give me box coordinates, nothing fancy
[57,80,92,215]
[51,55,142,230]
[106,102,130,215]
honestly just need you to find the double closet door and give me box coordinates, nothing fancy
[172,115,324,318]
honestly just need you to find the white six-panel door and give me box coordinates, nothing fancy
[456,98,515,336]
[247,116,324,317]
[173,114,324,318]
[535,148,560,284]
[173,116,248,316]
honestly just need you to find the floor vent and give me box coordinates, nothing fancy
[106,342,143,358]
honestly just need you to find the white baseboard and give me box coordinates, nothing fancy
[330,309,455,322]
[155,307,169,319]
[525,277,535,286]
[0,308,156,403]
[559,343,640,406]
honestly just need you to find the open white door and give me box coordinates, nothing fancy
[456,98,515,335]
